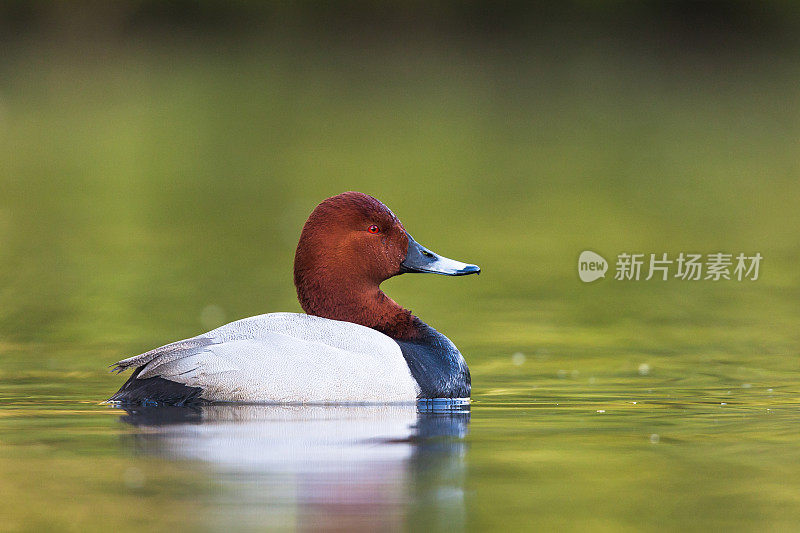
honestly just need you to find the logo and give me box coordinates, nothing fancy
[578,250,608,282]
[578,250,762,283]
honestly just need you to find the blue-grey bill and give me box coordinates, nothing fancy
[400,234,481,276]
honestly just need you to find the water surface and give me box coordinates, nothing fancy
[1,42,800,531]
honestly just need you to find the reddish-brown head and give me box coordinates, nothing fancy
[295,191,409,286]
[293,192,479,339]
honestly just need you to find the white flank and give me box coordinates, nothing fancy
[113,313,421,403]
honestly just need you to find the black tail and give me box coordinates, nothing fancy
[107,367,206,406]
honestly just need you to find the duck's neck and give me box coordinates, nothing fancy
[296,280,424,341]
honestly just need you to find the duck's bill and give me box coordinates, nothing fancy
[400,234,481,276]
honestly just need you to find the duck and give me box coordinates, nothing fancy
[108,191,480,405]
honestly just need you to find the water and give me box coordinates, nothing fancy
[1,42,800,531]
[116,404,469,531]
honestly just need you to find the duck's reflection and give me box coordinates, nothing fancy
[118,404,469,531]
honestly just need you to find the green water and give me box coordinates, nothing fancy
[1,42,800,531]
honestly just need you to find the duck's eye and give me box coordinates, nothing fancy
[367,225,380,234]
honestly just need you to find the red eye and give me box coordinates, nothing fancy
[368,224,380,234]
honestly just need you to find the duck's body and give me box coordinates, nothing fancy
[110,313,470,404]
[109,192,479,405]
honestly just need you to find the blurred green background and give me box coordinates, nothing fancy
[1,2,800,531]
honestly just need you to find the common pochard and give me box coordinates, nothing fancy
[108,192,480,404]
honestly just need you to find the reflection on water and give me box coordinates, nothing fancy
[118,404,470,530]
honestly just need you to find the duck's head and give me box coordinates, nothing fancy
[293,192,479,337]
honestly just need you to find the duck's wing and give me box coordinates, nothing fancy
[108,313,420,405]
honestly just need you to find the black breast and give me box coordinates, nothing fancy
[394,323,471,399]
